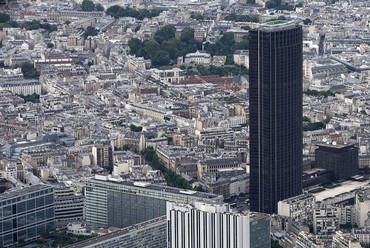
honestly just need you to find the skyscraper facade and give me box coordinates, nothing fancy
[167,201,271,248]
[249,20,303,214]
[85,175,223,228]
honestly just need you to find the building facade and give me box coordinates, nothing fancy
[0,185,55,247]
[91,141,113,169]
[315,142,359,182]
[54,185,84,228]
[249,20,303,214]
[167,201,270,248]
[277,193,316,223]
[84,175,223,228]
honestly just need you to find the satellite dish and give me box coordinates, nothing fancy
[332,141,337,146]
[323,138,327,142]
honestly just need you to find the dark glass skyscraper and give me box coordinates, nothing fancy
[249,21,303,214]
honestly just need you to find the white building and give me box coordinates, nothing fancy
[0,80,41,96]
[233,50,249,68]
[149,68,185,85]
[296,231,324,248]
[332,231,362,248]
[313,208,339,236]
[166,201,271,248]
[184,51,211,65]
[113,158,134,177]
[353,228,370,246]
[277,193,316,223]
[66,223,93,236]
[355,189,370,228]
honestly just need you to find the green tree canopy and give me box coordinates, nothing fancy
[21,62,39,79]
[144,39,160,58]
[81,0,95,11]
[154,25,176,44]
[95,3,104,11]
[106,5,163,20]
[180,27,195,44]
[303,18,312,25]
[84,26,99,39]
[0,13,10,23]
[152,50,170,67]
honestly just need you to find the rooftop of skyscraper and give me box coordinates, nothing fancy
[259,20,299,32]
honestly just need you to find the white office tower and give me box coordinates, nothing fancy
[166,201,270,248]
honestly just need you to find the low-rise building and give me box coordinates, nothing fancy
[0,80,41,96]
[332,231,362,248]
[313,208,339,236]
[278,193,316,223]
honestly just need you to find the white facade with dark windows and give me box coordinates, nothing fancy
[167,201,270,248]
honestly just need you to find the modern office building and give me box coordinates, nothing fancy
[167,201,270,248]
[249,20,303,214]
[65,216,167,248]
[54,185,84,228]
[85,175,223,228]
[315,141,359,181]
[0,185,55,247]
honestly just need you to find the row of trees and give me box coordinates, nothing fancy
[204,32,249,57]
[17,93,40,103]
[195,64,248,77]
[0,19,57,33]
[81,0,104,12]
[224,13,259,23]
[128,25,249,67]
[128,25,202,67]
[106,5,163,20]
[304,89,335,98]
[265,0,302,10]
[142,147,193,189]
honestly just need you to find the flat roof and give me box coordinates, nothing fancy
[90,176,222,200]
[0,184,51,202]
[258,20,299,32]
[313,179,370,201]
[65,216,167,248]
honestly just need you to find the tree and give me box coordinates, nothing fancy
[162,39,181,60]
[144,39,160,58]
[152,50,170,66]
[247,0,255,3]
[180,27,195,44]
[303,18,312,25]
[84,26,99,39]
[190,13,204,20]
[47,43,54,48]
[130,124,143,132]
[128,38,144,55]
[95,3,104,11]
[21,62,39,79]
[154,25,175,44]
[81,0,95,11]
[0,13,10,23]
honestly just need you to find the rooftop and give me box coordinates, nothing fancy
[0,184,52,202]
[90,175,222,200]
[258,20,299,32]
[65,216,166,248]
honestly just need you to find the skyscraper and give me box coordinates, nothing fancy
[249,20,303,214]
